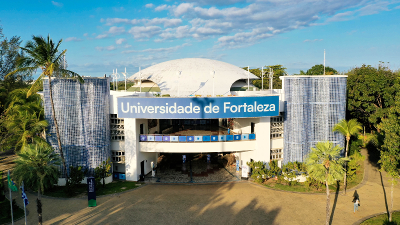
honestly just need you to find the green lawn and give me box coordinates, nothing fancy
[0,198,25,224]
[361,212,400,225]
[44,180,139,198]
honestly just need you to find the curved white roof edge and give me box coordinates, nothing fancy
[128,58,258,97]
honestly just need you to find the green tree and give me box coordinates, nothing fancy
[306,141,347,225]
[302,64,338,75]
[12,144,60,225]
[0,89,47,151]
[7,35,83,178]
[94,158,112,188]
[347,63,398,132]
[0,26,31,114]
[378,92,400,222]
[333,119,362,194]
[245,65,286,90]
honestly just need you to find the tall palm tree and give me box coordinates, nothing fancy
[6,35,83,178]
[12,143,60,225]
[306,141,348,225]
[333,118,362,194]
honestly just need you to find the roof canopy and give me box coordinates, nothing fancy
[128,58,258,96]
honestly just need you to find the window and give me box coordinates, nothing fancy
[270,148,283,160]
[270,113,284,139]
[110,114,125,141]
[111,150,125,163]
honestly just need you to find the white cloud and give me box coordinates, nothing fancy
[147,18,182,27]
[83,33,89,37]
[95,0,397,49]
[116,38,126,45]
[122,43,190,54]
[65,37,82,42]
[102,17,182,27]
[128,26,162,39]
[155,4,171,11]
[108,26,125,35]
[51,1,63,7]
[95,34,108,39]
[96,45,116,51]
[145,3,154,8]
[303,39,323,42]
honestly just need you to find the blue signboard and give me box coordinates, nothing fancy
[117,96,279,119]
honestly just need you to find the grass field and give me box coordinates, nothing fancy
[361,212,400,225]
[0,198,25,224]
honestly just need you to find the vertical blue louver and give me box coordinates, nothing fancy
[283,76,347,163]
[43,78,110,177]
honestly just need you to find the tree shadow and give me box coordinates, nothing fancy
[329,181,340,225]
[40,182,281,225]
[366,143,380,168]
[380,171,390,221]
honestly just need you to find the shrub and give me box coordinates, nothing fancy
[65,166,86,196]
[304,176,324,190]
[95,158,112,188]
[281,162,299,186]
[247,161,268,183]
[266,160,281,178]
[347,151,365,182]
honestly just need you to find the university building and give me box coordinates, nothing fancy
[42,58,347,182]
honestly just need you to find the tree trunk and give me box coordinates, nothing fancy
[325,179,331,225]
[390,181,394,222]
[48,77,68,179]
[37,188,42,225]
[344,137,350,195]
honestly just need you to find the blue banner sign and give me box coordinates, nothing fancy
[117,96,279,119]
[139,134,256,142]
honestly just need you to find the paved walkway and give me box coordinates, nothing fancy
[9,149,400,225]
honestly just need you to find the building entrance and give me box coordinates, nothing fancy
[145,153,240,183]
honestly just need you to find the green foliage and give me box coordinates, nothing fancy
[247,161,268,183]
[0,89,47,152]
[281,161,307,186]
[347,63,398,132]
[65,166,86,196]
[300,64,338,75]
[347,151,365,182]
[379,91,400,182]
[94,158,112,188]
[0,31,32,114]
[304,176,324,190]
[306,141,348,185]
[333,119,362,153]
[349,139,362,156]
[12,143,61,193]
[244,65,287,90]
[266,160,281,178]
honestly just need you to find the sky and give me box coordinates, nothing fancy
[1,0,400,77]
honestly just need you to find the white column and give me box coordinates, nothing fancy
[255,117,271,163]
[125,118,139,181]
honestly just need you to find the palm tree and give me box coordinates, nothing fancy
[6,35,83,178]
[333,119,362,194]
[306,141,348,225]
[1,89,47,151]
[12,143,60,225]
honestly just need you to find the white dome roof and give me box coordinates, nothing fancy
[128,58,258,96]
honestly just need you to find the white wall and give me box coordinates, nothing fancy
[271,138,283,149]
[111,141,125,151]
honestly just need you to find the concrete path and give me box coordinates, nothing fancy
[10,149,400,225]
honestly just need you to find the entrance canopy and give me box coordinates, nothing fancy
[117,96,279,119]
